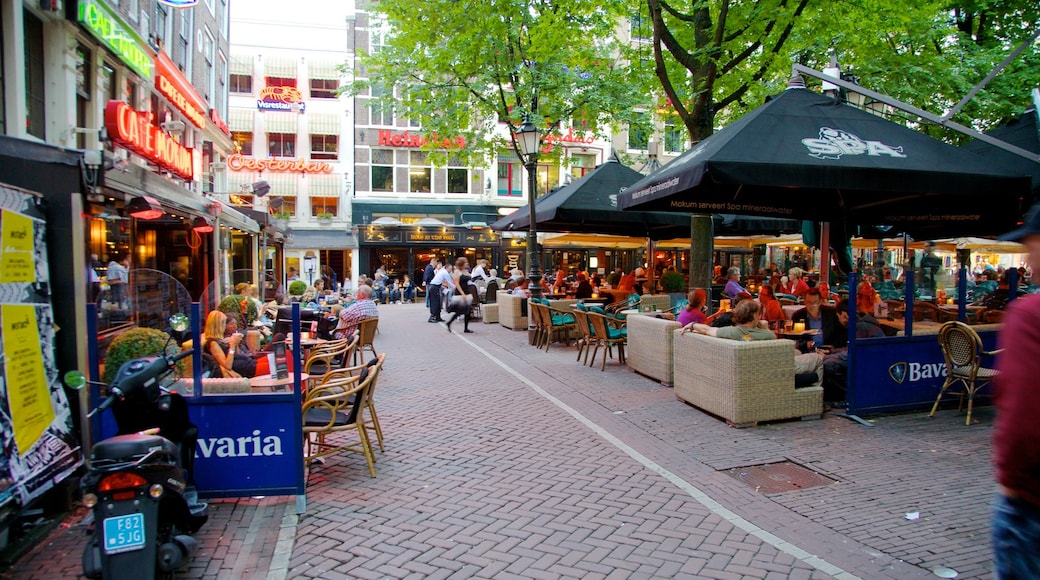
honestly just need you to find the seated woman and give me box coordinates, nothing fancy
[204,310,286,378]
[676,289,707,326]
[757,284,785,327]
[574,272,594,299]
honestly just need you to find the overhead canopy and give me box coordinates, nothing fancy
[491,158,801,239]
[541,233,647,249]
[963,107,1040,197]
[618,87,1034,238]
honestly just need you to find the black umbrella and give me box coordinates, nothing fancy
[618,87,1033,238]
[490,157,801,239]
[963,107,1040,197]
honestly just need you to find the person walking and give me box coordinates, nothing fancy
[990,204,1040,579]
[106,253,130,309]
[446,257,475,333]
[427,260,453,323]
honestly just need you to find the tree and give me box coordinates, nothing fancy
[348,0,649,166]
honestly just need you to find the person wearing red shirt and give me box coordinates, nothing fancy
[782,267,810,297]
[991,203,1040,579]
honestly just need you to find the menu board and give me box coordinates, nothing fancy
[0,183,81,509]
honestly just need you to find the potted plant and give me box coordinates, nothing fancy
[218,294,258,327]
[103,327,181,384]
[271,211,292,227]
[660,270,687,308]
[288,280,307,299]
[315,212,334,224]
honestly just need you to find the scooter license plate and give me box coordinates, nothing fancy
[102,513,145,554]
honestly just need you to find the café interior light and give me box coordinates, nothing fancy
[127,196,163,220]
[192,215,214,233]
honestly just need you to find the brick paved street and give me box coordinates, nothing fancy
[7,302,995,579]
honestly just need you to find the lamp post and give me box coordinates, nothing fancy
[517,116,542,302]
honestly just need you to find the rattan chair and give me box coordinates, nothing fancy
[319,354,385,452]
[585,311,627,371]
[302,354,383,478]
[571,308,594,365]
[527,301,549,348]
[544,305,577,351]
[352,317,379,365]
[931,321,1001,425]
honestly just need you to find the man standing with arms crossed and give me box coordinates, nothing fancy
[991,203,1040,578]
[427,260,454,323]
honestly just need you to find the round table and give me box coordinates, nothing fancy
[249,372,309,392]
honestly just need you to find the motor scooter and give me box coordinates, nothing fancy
[65,314,208,580]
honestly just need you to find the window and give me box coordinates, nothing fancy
[497,162,521,197]
[664,120,685,154]
[154,4,168,48]
[74,44,91,149]
[371,149,394,192]
[370,18,389,53]
[369,84,394,126]
[175,9,191,72]
[266,76,296,89]
[570,153,595,180]
[202,28,215,100]
[24,10,45,139]
[628,112,649,151]
[269,197,296,217]
[229,54,252,93]
[310,78,338,99]
[447,156,468,194]
[101,61,117,102]
[535,163,559,197]
[409,151,431,193]
[122,0,138,21]
[267,133,295,157]
[232,132,253,155]
[310,134,338,160]
[310,197,338,218]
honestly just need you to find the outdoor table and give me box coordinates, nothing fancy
[249,372,309,392]
[777,330,818,341]
[938,304,984,314]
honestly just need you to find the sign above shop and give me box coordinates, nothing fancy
[227,154,332,173]
[155,51,207,129]
[406,231,460,243]
[377,130,466,149]
[257,86,306,112]
[209,109,231,137]
[104,101,195,180]
[77,0,154,80]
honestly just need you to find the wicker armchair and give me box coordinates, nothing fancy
[498,292,528,330]
[625,315,682,386]
[672,333,823,427]
[931,322,1000,425]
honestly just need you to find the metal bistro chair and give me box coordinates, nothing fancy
[302,355,383,478]
[931,321,1002,425]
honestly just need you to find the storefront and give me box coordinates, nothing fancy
[356,223,505,285]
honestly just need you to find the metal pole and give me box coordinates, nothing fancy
[526,158,542,300]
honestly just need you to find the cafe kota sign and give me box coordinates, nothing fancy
[78,0,154,80]
[227,154,332,173]
[105,101,195,180]
[155,51,207,129]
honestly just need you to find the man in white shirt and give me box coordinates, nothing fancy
[427,262,455,322]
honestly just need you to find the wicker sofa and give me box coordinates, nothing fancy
[498,292,529,330]
[626,315,682,386]
[636,294,673,312]
[673,333,823,427]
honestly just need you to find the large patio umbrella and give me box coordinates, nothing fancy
[490,157,801,238]
[963,107,1040,197]
[618,87,1034,239]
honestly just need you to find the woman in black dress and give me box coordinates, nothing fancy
[447,257,475,333]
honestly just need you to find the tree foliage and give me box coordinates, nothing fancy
[348,0,649,165]
[644,0,1039,142]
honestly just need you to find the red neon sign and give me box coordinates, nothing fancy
[104,100,195,180]
[377,130,465,149]
[209,109,230,136]
[227,154,332,173]
[155,51,207,129]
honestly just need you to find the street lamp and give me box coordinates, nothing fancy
[517,115,542,301]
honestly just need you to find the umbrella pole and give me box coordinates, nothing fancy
[690,215,713,313]
[820,222,831,293]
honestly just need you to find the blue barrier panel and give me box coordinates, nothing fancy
[847,331,998,416]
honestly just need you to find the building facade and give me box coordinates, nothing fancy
[228,0,356,291]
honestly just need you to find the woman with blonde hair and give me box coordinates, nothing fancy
[203,310,284,377]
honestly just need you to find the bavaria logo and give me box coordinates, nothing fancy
[888,361,947,384]
[802,127,906,160]
[889,362,907,384]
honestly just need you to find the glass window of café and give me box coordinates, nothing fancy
[409,151,431,193]
[372,149,394,192]
[311,197,338,218]
[447,155,468,194]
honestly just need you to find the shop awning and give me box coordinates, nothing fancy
[308,113,340,135]
[308,60,341,80]
[264,57,297,78]
[230,54,252,76]
[105,165,260,234]
[229,109,254,132]
[285,228,357,250]
[264,111,298,134]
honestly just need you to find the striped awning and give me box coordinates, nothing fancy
[308,173,340,196]
[308,60,341,80]
[265,173,298,196]
[263,111,298,134]
[227,171,262,191]
[228,109,254,132]
[230,54,252,76]
[307,113,340,135]
[263,56,297,78]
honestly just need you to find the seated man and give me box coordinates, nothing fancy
[333,284,379,340]
[791,287,846,351]
[822,299,885,404]
[681,299,824,385]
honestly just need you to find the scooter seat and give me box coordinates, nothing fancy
[93,433,177,462]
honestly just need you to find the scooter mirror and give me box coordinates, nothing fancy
[169,313,190,333]
[63,370,87,390]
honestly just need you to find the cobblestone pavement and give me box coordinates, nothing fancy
[8,302,994,579]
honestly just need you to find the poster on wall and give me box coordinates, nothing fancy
[0,183,81,511]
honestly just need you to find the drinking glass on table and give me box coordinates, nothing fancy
[784,320,794,333]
